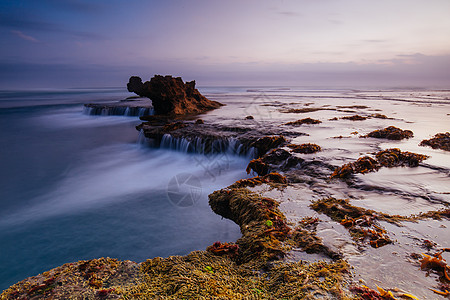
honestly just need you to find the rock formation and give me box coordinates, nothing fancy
[127,75,223,115]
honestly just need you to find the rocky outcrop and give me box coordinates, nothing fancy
[136,117,299,156]
[127,75,223,115]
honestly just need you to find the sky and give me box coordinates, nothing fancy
[0,0,450,88]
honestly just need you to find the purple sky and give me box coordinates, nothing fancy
[1,0,449,88]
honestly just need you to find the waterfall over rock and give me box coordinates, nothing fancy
[83,105,154,116]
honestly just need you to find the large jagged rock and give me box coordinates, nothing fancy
[127,75,223,115]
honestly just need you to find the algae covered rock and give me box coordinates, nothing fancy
[0,258,139,300]
[331,148,428,178]
[331,156,380,178]
[376,148,428,167]
[231,172,287,188]
[284,117,322,126]
[341,114,367,121]
[251,135,286,157]
[365,126,413,140]
[287,143,322,154]
[420,132,450,151]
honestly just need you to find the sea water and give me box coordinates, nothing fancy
[0,88,246,291]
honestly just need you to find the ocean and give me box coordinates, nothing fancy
[0,86,449,298]
[0,88,247,291]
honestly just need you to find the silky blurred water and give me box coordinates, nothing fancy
[0,89,246,291]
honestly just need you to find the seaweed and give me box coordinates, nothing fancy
[420,132,450,151]
[281,107,331,113]
[251,135,286,157]
[332,135,351,139]
[337,105,370,109]
[260,148,291,165]
[209,188,290,262]
[231,172,287,188]
[163,121,188,131]
[0,258,136,300]
[246,158,269,176]
[419,249,450,294]
[364,126,413,140]
[207,241,239,258]
[420,251,449,274]
[370,113,389,119]
[331,149,428,179]
[287,143,322,154]
[292,218,342,259]
[331,156,380,178]
[341,115,367,121]
[310,198,394,248]
[431,285,450,297]
[262,260,349,299]
[416,208,450,220]
[350,285,396,299]
[284,117,322,126]
[376,148,428,167]
[123,251,350,299]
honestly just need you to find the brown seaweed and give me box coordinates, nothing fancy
[350,285,396,299]
[1,258,137,300]
[163,121,188,131]
[341,115,367,121]
[124,251,349,299]
[206,241,239,258]
[420,132,450,151]
[331,149,428,179]
[251,135,286,157]
[246,158,269,176]
[287,143,322,154]
[376,148,429,167]
[331,156,380,178]
[284,117,322,126]
[311,198,394,248]
[370,113,389,119]
[231,172,287,188]
[209,188,290,262]
[365,126,413,140]
[281,107,331,113]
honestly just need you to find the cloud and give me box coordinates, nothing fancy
[11,30,39,43]
[278,11,300,17]
[0,13,106,40]
[0,53,448,89]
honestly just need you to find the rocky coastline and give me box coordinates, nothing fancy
[2,78,450,299]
